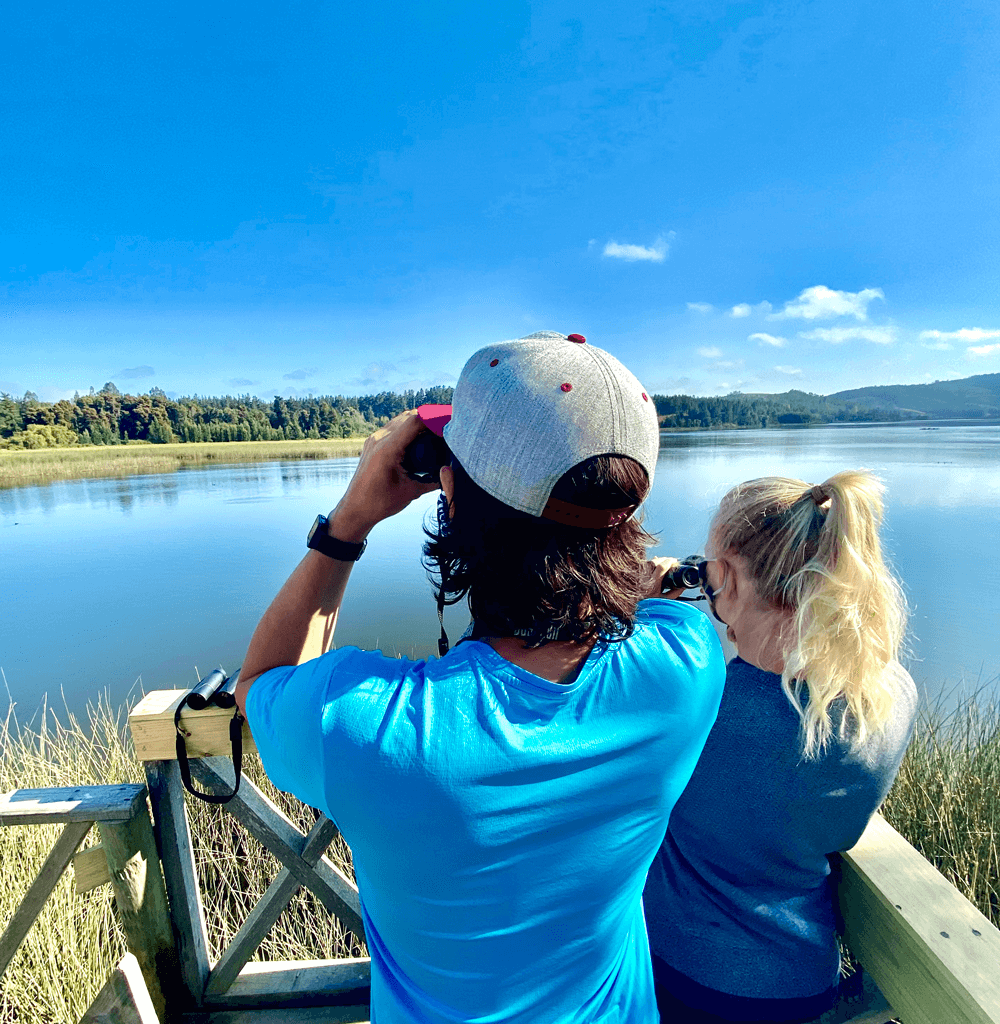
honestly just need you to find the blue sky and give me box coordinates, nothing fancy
[3,0,999,402]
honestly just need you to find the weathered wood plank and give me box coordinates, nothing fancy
[181,1007,368,1023]
[208,958,370,1009]
[205,817,343,997]
[145,760,211,1008]
[0,784,146,825]
[78,952,160,1024]
[189,758,364,937]
[130,690,256,761]
[99,809,181,1021]
[0,819,93,980]
[838,813,1000,1024]
[74,845,112,894]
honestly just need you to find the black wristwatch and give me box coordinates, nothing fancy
[306,514,367,561]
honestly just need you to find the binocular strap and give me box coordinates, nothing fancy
[174,696,244,804]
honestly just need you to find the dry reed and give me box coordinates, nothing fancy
[0,439,366,490]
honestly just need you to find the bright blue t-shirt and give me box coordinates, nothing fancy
[247,599,725,1024]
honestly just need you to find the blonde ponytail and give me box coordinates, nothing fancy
[710,471,909,757]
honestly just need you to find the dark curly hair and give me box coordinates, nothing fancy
[423,455,657,648]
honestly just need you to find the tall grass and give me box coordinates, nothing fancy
[0,438,367,490]
[881,685,1000,927]
[0,695,363,1024]
[1,688,998,1022]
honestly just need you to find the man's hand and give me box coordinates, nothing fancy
[645,556,684,599]
[237,410,441,718]
[329,409,441,542]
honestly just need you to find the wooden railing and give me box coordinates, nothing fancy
[5,687,1000,1023]
[0,782,177,1021]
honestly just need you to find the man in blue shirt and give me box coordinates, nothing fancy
[237,331,725,1022]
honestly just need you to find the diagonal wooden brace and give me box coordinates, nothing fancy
[205,817,343,997]
[189,757,364,937]
[0,819,93,980]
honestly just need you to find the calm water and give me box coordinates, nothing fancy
[2,422,998,719]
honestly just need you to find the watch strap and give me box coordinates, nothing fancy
[307,514,367,561]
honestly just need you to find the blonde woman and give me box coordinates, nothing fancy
[643,471,918,1024]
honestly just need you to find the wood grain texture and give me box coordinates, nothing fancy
[180,1007,368,1023]
[0,819,93,980]
[0,784,146,825]
[145,760,211,1009]
[99,811,180,1021]
[209,958,371,1009]
[838,813,1000,1024]
[205,817,344,997]
[130,691,256,761]
[188,758,364,936]
[78,952,161,1024]
[73,845,112,894]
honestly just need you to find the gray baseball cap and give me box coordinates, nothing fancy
[441,331,660,527]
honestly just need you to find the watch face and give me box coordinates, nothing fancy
[307,514,327,547]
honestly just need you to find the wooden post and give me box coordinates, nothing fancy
[144,759,212,1008]
[98,806,180,1021]
[78,952,160,1024]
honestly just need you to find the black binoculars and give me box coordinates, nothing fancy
[402,432,451,484]
[660,556,705,593]
[184,667,240,710]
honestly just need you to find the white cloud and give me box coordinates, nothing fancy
[687,302,713,313]
[920,328,1000,343]
[967,344,1000,357]
[729,300,772,318]
[799,326,896,345]
[713,360,743,370]
[921,341,953,351]
[697,346,723,358]
[750,332,787,348]
[774,365,802,375]
[772,285,884,321]
[602,234,670,262]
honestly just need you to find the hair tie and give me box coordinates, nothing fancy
[810,484,829,506]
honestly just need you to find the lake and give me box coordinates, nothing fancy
[1,421,998,721]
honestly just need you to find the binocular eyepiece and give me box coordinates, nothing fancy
[660,556,705,593]
[184,667,240,710]
[402,432,451,484]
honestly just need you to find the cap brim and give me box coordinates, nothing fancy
[416,403,452,438]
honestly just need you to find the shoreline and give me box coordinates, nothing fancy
[0,437,368,490]
[4,416,999,490]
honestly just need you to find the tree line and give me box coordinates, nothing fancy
[1,383,912,450]
[0,384,456,449]
[651,391,908,429]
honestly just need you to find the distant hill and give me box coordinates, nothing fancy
[735,373,1000,419]
[828,373,1000,418]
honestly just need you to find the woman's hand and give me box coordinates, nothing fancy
[644,556,684,599]
[329,410,441,542]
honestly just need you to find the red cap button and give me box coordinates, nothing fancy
[561,383,573,392]
[567,333,586,343]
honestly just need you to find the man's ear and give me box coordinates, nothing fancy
[440,464,455,506]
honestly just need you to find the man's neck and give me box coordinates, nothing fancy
[484,636,596,685]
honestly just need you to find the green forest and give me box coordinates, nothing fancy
[0,384,455,449]
[0,382,925,450]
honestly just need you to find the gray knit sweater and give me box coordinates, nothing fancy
[643,656,918,1001]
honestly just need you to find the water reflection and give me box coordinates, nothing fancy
[1,424,997,717]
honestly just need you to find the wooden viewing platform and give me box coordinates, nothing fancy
[2,687,1000,1023]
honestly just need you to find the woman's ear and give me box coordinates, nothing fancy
[440,464,455,506]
